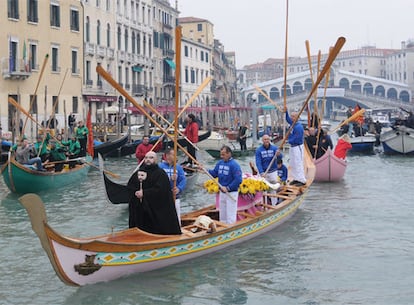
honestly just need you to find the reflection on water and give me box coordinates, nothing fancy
[1,151,414,304]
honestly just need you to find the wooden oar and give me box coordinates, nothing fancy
[329,109,365,134]
[38,69,69,157]
[264,36,346,176]
[282,0,289,111]
[141,76,211,150]
[86,160,120,178]
[253,85,283,112]
[22,54,49,136]
[96,66,201,159]
[9,97,120,178]
[96,65,236,201]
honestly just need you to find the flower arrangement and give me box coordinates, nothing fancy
[238,177,270,195]
[203,176,272,195]
[203,178,220,194]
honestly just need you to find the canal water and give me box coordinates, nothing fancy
[1,148,414,305]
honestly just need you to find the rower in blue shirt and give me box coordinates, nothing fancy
[206,145,242,224]
[159,148,186,224]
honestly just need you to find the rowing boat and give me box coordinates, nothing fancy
[106,130,211,158]
[18,149,315,286]
[349,134,376,154]
[313,147,347,182]
[93,134,129,158]
[1,153,92,193]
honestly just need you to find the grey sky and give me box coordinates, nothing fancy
[177,0,414,68]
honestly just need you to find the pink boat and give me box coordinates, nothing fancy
[313,147,347,182]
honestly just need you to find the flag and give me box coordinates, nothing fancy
[86,108,94,157]
[352,104,365,126]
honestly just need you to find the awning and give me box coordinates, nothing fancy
[97,105,130,114]
[164,58,176,69]
[85,95,117,103]
[132,65,143,72]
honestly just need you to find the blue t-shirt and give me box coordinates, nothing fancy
[208,158,242,192]
[255,144,283,174]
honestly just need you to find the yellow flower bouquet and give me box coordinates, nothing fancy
[203,178,220,194]
[203,176,273,195]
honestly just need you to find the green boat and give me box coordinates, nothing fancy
[205,148,256,159]
[0,153,92,194]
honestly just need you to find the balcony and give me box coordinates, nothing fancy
[97,45,106,58]
[85,42,95,56]
[163,76,175,84]
[132,84,146,96]
[107,48,115,60]
[162,49,175,58]
[118,50,126,62]
[1,57,31,80]
[162,23,173,30]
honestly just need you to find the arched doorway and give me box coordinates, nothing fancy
[363,82,373,95]
[374,85,385,97]
[339,78,350,89]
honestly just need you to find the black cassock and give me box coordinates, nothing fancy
[126,164,181,235]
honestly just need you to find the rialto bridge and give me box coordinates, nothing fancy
[241,68,413,116]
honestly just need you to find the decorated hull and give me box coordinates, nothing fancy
[19,148,315,286]
[380,126,414,155]
[1,154,92,193]
[314,147,347,182]
[20,188,309,286]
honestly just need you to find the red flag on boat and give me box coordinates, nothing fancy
[86,108,94,157]
[352,104,365,125]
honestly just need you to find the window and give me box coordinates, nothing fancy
[137,34,140,54]
[8,40,17,72]
[153,31,158,48]
[86,17,90,42]
[185,68,188,83]
[106,24,111,47]
[53,96,59,113]
[124,29,128,51]
[70,8,79,31]
[96,0,100,7]
[50,3,60,27]
[30,95,38,114]
[191,69,195,83]
[184,46,188,57]
[8,0,19,19]
[51,46,59,72]
[71,49,78,74]
[117,26,121,49]
[200,51,204,61]
[197,23,202,31]
[28,0,39,22]
[86,61,91,83]
[30,43,37,70]
[106,0,110,11]
[72,96,78,113]
[97,20,101,45]
[132,32,136,53]
[205,53,209,63]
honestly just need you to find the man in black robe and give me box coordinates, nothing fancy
[126,151,181,235]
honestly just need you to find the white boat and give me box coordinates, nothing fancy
[196,131,227,150]
[380,125,414,155]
